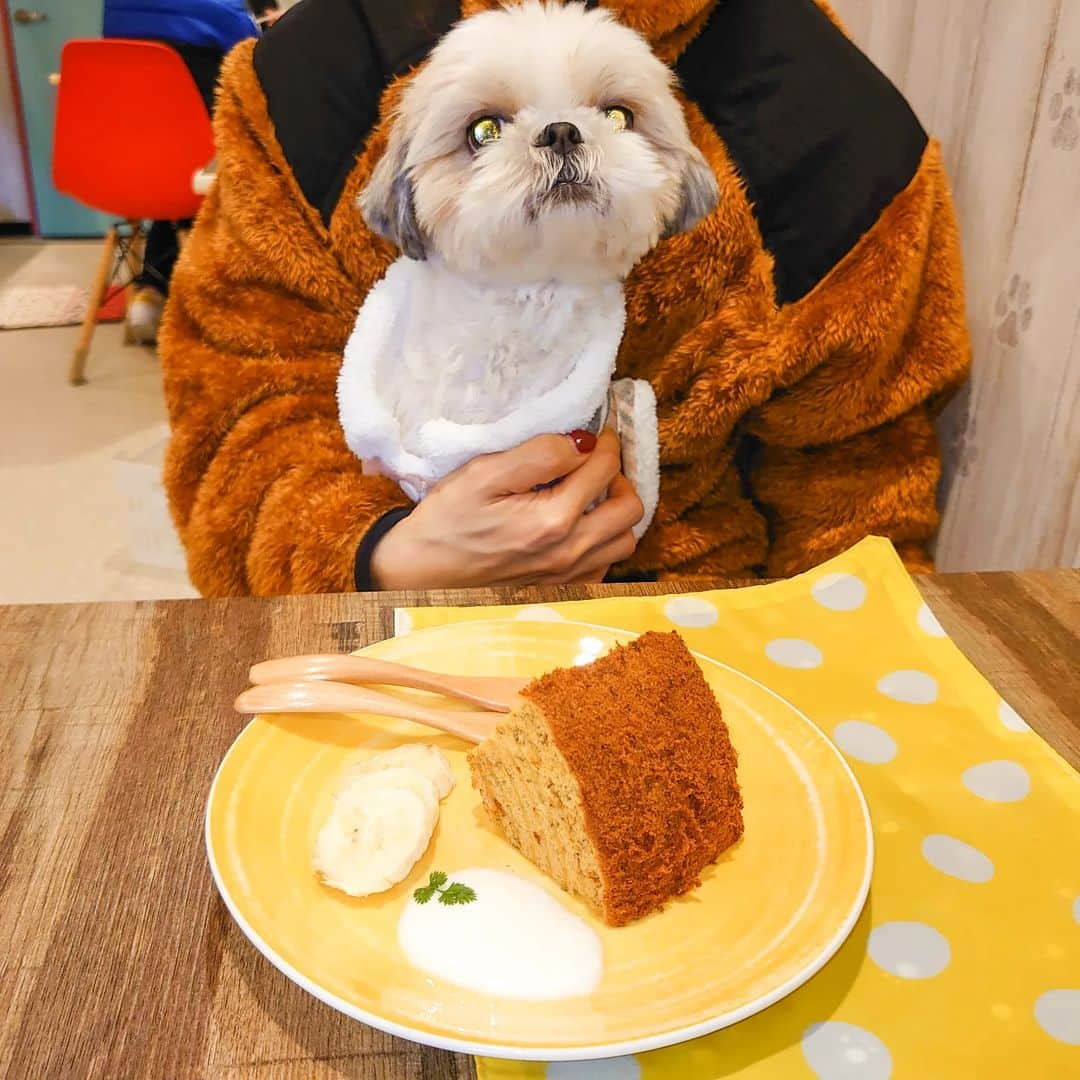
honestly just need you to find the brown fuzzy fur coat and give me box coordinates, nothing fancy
[160,0,970,596]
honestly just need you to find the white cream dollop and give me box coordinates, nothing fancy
[397,868,603,1001]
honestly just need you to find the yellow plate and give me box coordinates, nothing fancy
[206,620,872,1060]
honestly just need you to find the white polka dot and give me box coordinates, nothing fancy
[801,1021,893,1079]
[812,573,868,611]
[572,636,606,667]
[663,595,718,628]
[876,670,938,705]
[514,606,566,622]
[1073,897,1080,925]
[394,610,413,635]
[833,721,897,764]
[766,638,823,669]
[546,1057,642,1079]
[962,760,1031,802]
[998,698,1030,732]
[1034,990,1080,1045]
[916,602,947,637]
[921,834,995,883]
[868,921,951,979]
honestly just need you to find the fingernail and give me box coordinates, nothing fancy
[570,430,597,453]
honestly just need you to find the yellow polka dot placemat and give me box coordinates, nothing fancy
[396,536,1080,1079]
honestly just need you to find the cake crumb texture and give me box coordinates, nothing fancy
[470,630,742,926]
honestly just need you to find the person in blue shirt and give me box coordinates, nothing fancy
[104,0,261,58]
[102,0,266,343]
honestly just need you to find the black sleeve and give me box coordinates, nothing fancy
[252,0,457,224]
[353,506,413,591]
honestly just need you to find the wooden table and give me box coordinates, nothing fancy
[2,571,1077,1078]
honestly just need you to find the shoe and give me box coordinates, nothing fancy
[127,286,165,345]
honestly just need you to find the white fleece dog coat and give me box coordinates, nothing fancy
[337,256,659,539]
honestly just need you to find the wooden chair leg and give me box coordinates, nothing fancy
[69,226,120,386]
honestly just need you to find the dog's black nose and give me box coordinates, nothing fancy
[538,121,583,156]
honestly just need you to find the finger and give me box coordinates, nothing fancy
[471,432,596,495]
[560,475,643,559]
[566,565,611,584]
[512,429,622,551]
[535,529,637,585]
[523,478,642,578]
[603,473,643,516]
[540,427,622,517]
[581,473,644,537]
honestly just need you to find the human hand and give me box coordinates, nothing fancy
[369,428,644,588]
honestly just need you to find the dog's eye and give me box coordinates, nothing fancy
[604,105,633,132]
[468,116,502,149]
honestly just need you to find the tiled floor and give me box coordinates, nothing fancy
[0,239,198,604]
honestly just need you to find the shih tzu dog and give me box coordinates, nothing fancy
[337,0,718,537]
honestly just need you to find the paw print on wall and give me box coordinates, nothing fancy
[953,409,980,479]
[994,275,1033,347]
[1050,66,1079,150]
[941,383,979,481]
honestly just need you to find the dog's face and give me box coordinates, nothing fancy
[361,1,718,284]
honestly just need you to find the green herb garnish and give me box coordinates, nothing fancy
[439,882,477,905]
[413,870,477,906]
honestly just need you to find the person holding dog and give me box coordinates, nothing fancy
[159,0,969,594]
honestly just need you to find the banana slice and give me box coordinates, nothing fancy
[351,744,456,800]
[314,782,436,897]
[337,764,439,817]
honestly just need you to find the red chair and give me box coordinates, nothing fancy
[52,39,214,384]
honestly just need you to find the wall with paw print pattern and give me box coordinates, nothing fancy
[831,0,1079,570]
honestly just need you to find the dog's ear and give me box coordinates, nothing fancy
[662,147,719,239]
[360,125,428,260]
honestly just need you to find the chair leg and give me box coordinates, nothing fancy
[122,220,145,346]
[69,226,120,386]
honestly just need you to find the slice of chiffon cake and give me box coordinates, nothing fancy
[468,630,743,926]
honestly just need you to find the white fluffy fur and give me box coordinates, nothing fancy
[362,1,715,284]
[339,257,625,501]
[339,2,718,538]
[610,377,659,540]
